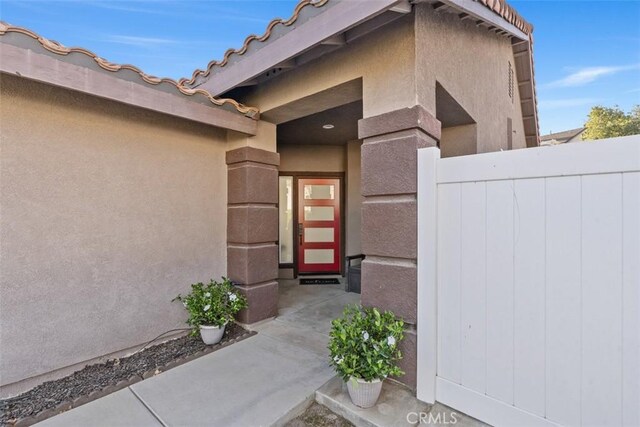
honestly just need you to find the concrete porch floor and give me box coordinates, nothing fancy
[38,279,359,427]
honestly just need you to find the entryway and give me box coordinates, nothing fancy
[276,98,363,281]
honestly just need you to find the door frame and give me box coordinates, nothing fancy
[278,171,345,278]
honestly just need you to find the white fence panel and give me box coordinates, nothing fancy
[513,178,546,416]
[417,135,640,427]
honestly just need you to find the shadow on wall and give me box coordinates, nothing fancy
[436,82,478,158]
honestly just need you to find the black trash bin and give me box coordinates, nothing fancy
[345,254,365,294]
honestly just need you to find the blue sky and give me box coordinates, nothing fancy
[1,0,639,135]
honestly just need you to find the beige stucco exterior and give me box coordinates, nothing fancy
[0,3,535,396]
[241,14,417,121]
[415,4,527,153]
[236,7,526,156]
[278,144,345,173]
[0,75,232,394]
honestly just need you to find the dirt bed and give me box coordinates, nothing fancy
[286,402,354,427]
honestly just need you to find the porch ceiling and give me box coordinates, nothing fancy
[277,101,362,146]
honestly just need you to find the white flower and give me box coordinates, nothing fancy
[228,293,238,302]
[183,301,188,308]
[333,355,343,364]
[362,331,370,341]
[387,336,396,347]
[203,304,211,312]
[204,292,211,298]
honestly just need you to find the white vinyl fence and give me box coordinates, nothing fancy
[417,136,640,427]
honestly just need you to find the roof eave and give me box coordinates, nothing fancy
[191,0,410,97]
[0,42,258,135]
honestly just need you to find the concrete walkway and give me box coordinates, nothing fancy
[39,280,359,427]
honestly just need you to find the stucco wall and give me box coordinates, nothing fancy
[415,4,527,153]
[240,14,417,119]
[0,75,229,392]
[278,144,345,173]
[345,140,362,256]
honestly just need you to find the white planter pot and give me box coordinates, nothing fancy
[199,323,226,345]
[346,377,383,408]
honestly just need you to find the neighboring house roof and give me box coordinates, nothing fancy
[0,22,259,120]
[540,127,586,145]
[182,0,540,146]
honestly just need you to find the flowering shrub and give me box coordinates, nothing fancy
[173,278,247,333]
[328,305,404,382]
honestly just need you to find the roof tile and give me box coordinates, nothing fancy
[0,22,259,118]
[179,0,329,87]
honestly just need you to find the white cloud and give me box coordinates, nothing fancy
[104,35,178,47]
[538,98,599,110]
[546,64,640,88]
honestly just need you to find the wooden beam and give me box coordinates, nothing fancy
[440,0,528,40]
[523,115,535,120]
[275,59,297,69]
[432,2,447,11]
[520,97,533,103]
[518,79,532,86]
[514,50,529,58]
[345,9,405,43]
[237,79,259,87]
[321,33,346,46]
[0,43,258,135]
[390,0,412,14]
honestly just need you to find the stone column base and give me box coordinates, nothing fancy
[226,147,280,325]
[358,105,441,390]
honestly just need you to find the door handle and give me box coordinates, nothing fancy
[298,223,303,244]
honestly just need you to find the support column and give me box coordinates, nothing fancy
[226,146,280,324]
[358,105,441,389]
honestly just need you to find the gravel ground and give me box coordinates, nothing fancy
[286,402,354,427]
[1,324,249,425]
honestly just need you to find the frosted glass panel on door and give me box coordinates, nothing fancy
[305,227,334,243]
[304,185,334,200]
[304,249,334,264]
[304,206,334,221]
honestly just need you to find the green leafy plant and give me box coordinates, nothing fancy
[583,105,640,140]
[328,305,404,382]
[173,278,247,334]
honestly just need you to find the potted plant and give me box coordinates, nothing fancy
[173,278,247,345]
[328,305,404,408]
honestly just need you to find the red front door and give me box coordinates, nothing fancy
[297,178,341,274]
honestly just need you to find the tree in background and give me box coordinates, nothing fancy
[583,105,640,140]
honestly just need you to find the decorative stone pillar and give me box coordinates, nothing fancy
[358,105,441,389]
[226,146,280,325]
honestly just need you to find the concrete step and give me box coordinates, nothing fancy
[315,376,490,427]
[315,376,431,427]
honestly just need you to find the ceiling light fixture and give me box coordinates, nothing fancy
[322,124,335,129]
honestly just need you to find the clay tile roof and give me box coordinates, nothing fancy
[0,22,259,118]
[476,0,533,35]
[179,0,329,87]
